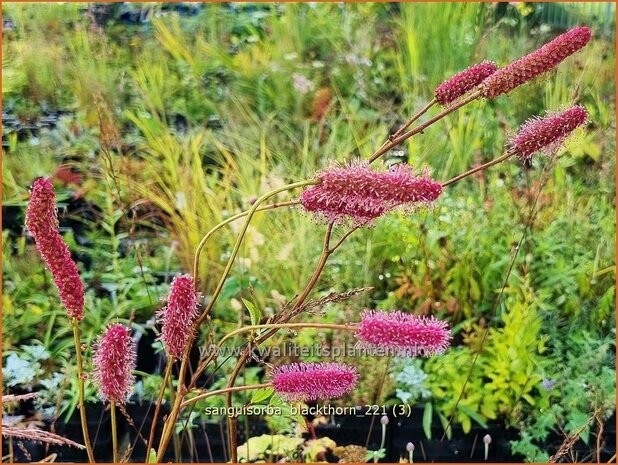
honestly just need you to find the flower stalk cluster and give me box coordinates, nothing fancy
[25,24,594,463]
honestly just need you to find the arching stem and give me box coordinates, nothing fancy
[180,383,273,410]
[193,199,301,281]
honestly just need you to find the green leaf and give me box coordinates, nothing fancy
[251,386,274,404]
[148,448,157,463]
[459,404,488,429]
[422,402,433,439]
[242,298,262,326]
[438,412,452,440]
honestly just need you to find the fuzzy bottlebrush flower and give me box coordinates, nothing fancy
[272,362,358,401]
[301,161,442,225]
[156,274,200,359]
[511,105,588,160]
[92,324,136,404]
[434,61,497,105]
[482,26,591,98]
[25,178,85,320]
[356,310,450,357]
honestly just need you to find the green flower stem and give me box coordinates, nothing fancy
[111,402,118,463]
[72,318,95,463]
[195,179,319,328]
[144,358,174,463]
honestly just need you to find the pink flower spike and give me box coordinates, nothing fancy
[156,274,200,359]
[92,324,136,404]
[25,178,85,320]
[272,362,358,401]
[482,26,592,98]
[511,105,588,160]
[300,161,442,226]
[356,310,451,357]
[435,61,497,105]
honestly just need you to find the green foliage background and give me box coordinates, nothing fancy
[2,2,615,462]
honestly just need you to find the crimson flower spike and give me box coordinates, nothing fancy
[356,310,451,357]
[272,362,358,401]
[435,61,497,105]
[511,105,588,161]
[300,160,442,226]
[92,324,136,404]
[25,178,85,320]
[482,26,591,98]
[156,274,200,359]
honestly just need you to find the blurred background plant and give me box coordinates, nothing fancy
[2,2,615,462]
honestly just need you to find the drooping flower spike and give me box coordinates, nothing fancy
[25,178,85,320]
[356,310,450,357]
[301,161,442,226]
[272,362,358,401]
[156,274,200,359]
[482,26,591,98]
[92,324,136,404]
[511,105,588,161]
[435,61,497,105]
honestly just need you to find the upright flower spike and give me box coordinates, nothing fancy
[434,61,497,105]
[25,178,85,320]
[272,362,358,401]
[482,26,591,98]
[511,105,588,161]
[300,161,442,226]
[156,274,200,359]
[92,324,136,404]
[356,310,450,357]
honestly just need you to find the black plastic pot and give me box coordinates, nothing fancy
[134,327,167,376]
[312,405,524,463]
[0,439,45,462]
[177,419,229,463]
[313,406,390,454]
[2,205,24,236]
[50,402,117,462]
[125,401,176,462]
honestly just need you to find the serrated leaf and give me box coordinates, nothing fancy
[148,448,157,463]
[251,387,274,404]
[422,402,433,439]
[242,298,262,326]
